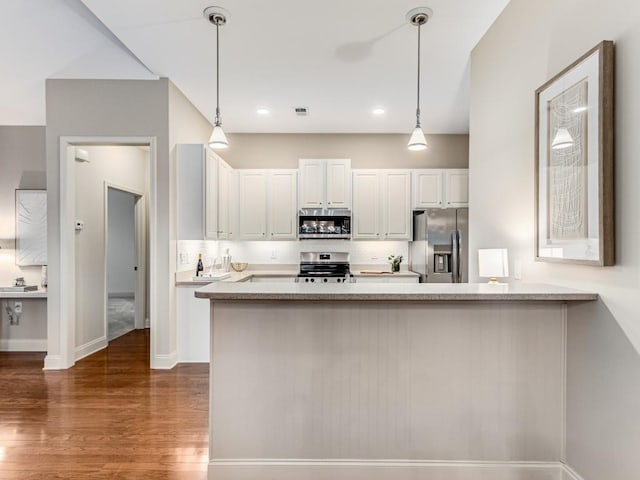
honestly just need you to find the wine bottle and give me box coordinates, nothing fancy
[196,253,204,277]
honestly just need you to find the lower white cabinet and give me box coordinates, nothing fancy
[352,170,411,240]
[237,169,297,241]
[176,286,210,362]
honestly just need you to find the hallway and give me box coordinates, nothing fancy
[0,330,209,479]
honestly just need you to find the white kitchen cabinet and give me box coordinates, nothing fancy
[299,158,351,209]
[177,144,233,240]
[412,168,469,209]
[444,169,469,207]
[412,169,443,209]
[238,170,268,240]
[352,171,380,239]
[268,170,298,240]
[176,286,210,362]
[237,169,298,240]
[352,170,411,240]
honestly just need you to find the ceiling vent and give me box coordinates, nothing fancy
[294,107,309,116]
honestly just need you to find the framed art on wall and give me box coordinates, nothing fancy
[535,41,614,266]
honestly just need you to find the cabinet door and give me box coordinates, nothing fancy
[326,159,351,208]
[227,170,238,240]
[204,148,219,239]
[238,170,267,240]
[298,159,324,208]
[352,171,380,239]
[444,169,469,207]
[268,170,297,240]
[217,159,232,239]
[382,171,411,240]
[412,169,443,209]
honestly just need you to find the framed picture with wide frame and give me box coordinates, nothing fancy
[535,41,615,266]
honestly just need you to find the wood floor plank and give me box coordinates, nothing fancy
[0,329,209,479]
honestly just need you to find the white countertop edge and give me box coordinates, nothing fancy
[194,282,598,302]
[0,291,48,299]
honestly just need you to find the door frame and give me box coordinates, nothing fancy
[52,136,157,369]
[104,183,146,338]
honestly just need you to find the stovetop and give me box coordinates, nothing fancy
[298,252,352,283]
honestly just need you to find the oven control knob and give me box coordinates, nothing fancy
[304,278,309,283]
[310,278,315,283]
[337,278,342,283]
[323,278,328,283]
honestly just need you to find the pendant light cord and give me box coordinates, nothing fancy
[215,20,221,126]
[415,21,421,128]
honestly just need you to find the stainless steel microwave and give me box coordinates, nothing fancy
[298,209,351,239]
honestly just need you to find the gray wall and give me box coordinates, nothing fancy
[470,0,640,478]
[46,78,171,368]
[222,133,468,169]
[107,188,137,296]
[0,126,47,348]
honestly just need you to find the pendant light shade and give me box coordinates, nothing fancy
[209,124,229,149]
[551,127,574,150]
[204,6,229,150]
[406,7,432,151]
[408,126,428,151]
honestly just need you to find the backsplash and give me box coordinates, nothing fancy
[176,239,409,272]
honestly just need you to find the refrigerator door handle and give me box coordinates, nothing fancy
[451,231,459,283]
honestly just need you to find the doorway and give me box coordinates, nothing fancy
[106,187,145,341]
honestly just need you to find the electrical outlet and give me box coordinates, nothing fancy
[371,255,379,260]
[270,250,277,259]
[514,259,523,280]
[179,251,189,265]
[14,301,22,313]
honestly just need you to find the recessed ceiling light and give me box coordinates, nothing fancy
[256,108,270,115]
[372,108,385,115]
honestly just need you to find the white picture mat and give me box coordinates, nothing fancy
[16,189,47,266]
[537,50,600,261]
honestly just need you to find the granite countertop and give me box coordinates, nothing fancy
[175,268,299,286]
[194,282,598,302]
[176,266,419,285]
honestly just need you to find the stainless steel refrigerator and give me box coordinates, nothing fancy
[410,209,468,283]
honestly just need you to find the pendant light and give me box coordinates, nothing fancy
[551,127,574,150]
[204,6,229,149]
[406,7,432,151]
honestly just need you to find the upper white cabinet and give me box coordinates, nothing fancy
[444,169,469,208]
[412,168,468,209]
[299,159,351,209]
[352,170,411,240]
[237,169,297,241]
[177,144,232,240]
[267,170,298,240]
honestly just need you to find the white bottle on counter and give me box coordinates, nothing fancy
[222,248,231,272]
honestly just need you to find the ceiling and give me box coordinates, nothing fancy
[2,0,510,133]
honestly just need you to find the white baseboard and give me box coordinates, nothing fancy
[208,459,564,480]
[562,463,585,480]
[43,354,63,370]
[152,350,178,369]
[75,336,107,361]
[0,339,47,352]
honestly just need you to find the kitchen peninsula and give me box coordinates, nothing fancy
[196,282,596,480]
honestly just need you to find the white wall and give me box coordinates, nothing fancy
[469,1,640,479]
[74,146,147,358]
[107,188,137,296]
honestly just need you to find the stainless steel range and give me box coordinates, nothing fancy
[297,252,353,283]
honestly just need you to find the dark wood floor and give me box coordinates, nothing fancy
[0,330,209,479]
